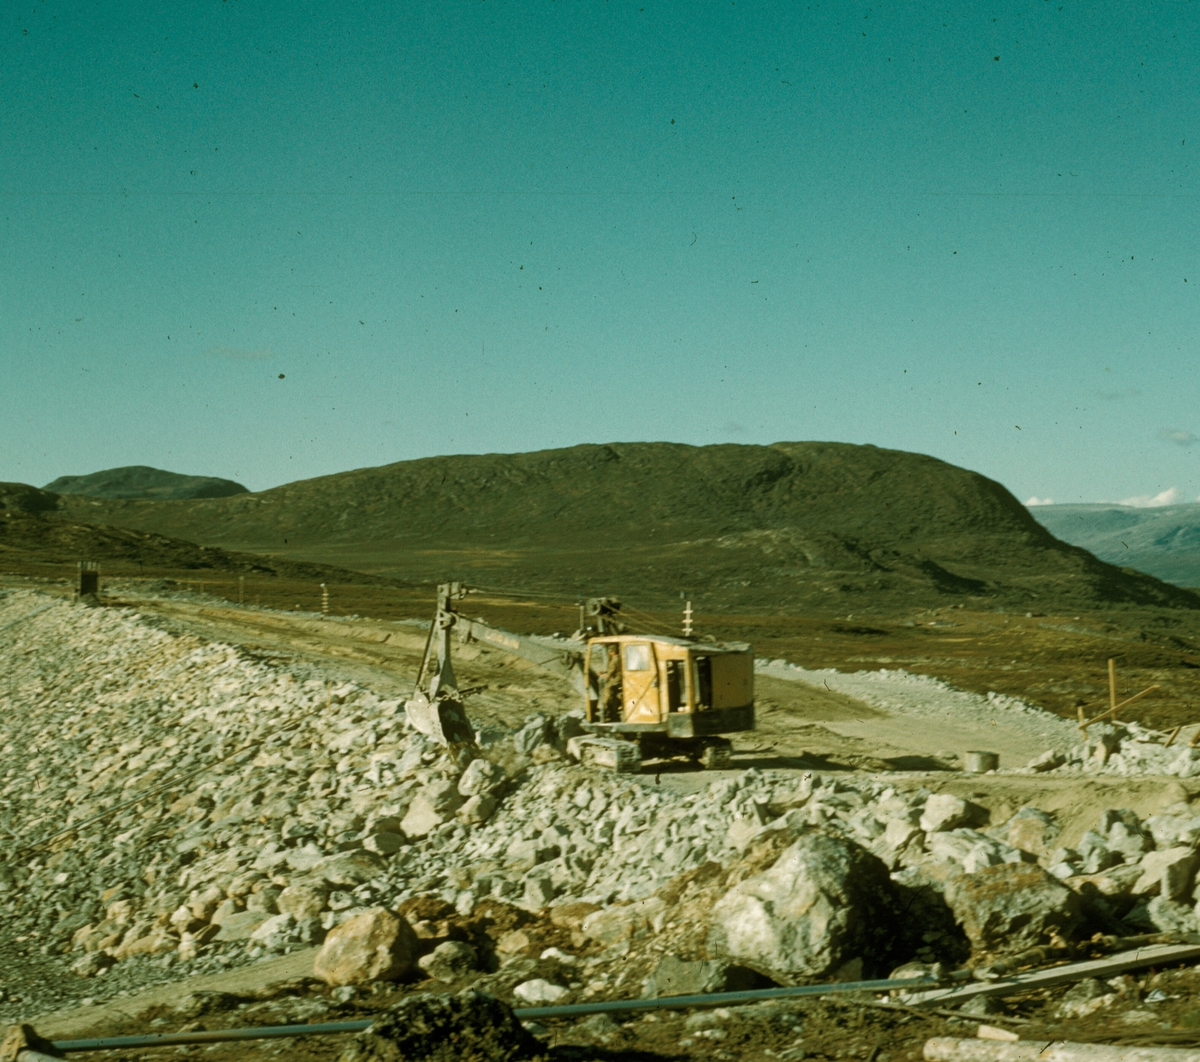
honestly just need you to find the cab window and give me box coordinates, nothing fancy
[623,643,652,671]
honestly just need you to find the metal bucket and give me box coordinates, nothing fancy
[964,750,999,773]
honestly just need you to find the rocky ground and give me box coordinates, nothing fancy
[9,584,1200,1060]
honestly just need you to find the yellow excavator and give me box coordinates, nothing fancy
[405,582,755,772]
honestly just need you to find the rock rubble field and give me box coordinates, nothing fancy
[8,587,1200,1052]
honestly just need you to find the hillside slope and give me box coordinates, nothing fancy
[44,442,1197,613]
[1031,503,1200,589]
[44,465,247,500]
[0,482,401,591]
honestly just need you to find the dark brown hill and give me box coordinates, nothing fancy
[44,465,247,500]
[41,442,1200,614]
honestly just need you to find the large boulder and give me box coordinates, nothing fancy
[338,989,541,1062]
[943,863,1084,954]
[314,908,419,986]
[707,831,901,983]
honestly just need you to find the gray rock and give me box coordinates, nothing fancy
[457,794,496,825]
[246,887,281,914]
[1005,807,1059,860]
[278,884,328,921]
[1100,809,1153,861]
[249,913,296,950]
[1133,847,1198,899]
[210,898,242,925]
[1146,896,1200,935]
[1109,822,1153,862]
[458,758,505,797]
[919,794,973,834]
[1027,750,1066,772]
[927,829,1022,874]
[312,850,386,887]
[1145,810,1200,850]
[417,940,478,983]
[573,1013,619,1044]
[581,899,665,945]
[512,978,568,1004]
[644,954,755,998]
[402,781,465,838]
[523,876,556,909]
[362,831,406,856]
[506,837,556,872]
[1076,830,1123,875]
[513,715,550,755]
[401,798,447,839]
[70,952,115,978]
[213,910,271,941]
[943,863,1084,953]
[707,831,901,983]
[422,779,468,814]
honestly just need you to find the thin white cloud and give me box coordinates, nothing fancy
[1119,486,1181,508]
[210,346,271,360]
[1025,496,1054,506]
[1160,428,1197,447]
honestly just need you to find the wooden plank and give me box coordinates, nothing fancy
[904,943,1200,1007]
[924,1037,1200,1060]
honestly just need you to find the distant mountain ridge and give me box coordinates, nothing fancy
[44,465,248,501]
[41,441,1198,613]
[1030,502,1200,588]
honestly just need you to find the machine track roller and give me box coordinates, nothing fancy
[697,738,733,770]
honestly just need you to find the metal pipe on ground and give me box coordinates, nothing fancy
[37,940,1200,1056]
[43,975,940,1054]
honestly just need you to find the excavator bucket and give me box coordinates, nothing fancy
[404,689,475,748]
[407,631,476,749]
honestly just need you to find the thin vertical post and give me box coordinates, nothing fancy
[239,576,245,606]
[321,583,329,617]
[1109,658,1118,720]
[683,600,694,638]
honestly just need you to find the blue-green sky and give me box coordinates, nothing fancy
[3,1,1198,505]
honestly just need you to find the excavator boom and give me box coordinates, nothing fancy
[454,616,586,693]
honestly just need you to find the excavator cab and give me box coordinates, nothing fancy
[581,634,754,769]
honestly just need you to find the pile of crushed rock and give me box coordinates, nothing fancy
[1021,720,1200,778]
[5,589,1200,1022]
[757,658,1200,779]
